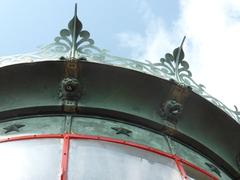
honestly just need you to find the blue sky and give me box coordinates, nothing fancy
[0,0,240,109]
[0,0,179,56]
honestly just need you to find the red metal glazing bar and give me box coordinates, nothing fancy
[180,159,218,180]
[0,133,218,180]
[0,134,63,143]
[60,134,70,180]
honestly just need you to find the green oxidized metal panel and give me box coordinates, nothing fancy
[71,116,171,154]
[172,140,231,180]
[0,116,65,137]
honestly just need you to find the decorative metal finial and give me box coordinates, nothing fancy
[69,3,78,59]
[174,36,186,82]
[43,3,96,59]
[176,36,186,64]
[175,36,186,80]
[9,8,238,123]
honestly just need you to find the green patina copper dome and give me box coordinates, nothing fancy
[0,4,239,180]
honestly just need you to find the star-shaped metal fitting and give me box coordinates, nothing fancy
[111,127,132,137]
[3,124,25,134]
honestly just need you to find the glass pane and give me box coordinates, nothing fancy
[0,139,62,180]
[182,163,214,180]
[68,140,182,180]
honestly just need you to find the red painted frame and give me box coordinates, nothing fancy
[0,133,218,180]
[61,135,70,180]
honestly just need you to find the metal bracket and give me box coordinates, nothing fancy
[159,99,183,124]
[64,115,73,133]
[164,135,176,154]
[58,56,84,113]
[59,78,81,100]
[59,77,81,113]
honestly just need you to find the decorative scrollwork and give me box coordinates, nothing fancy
[153,37,205,92]
[0,5,239,123]
[153,44,240,123]
[40,4,102,59]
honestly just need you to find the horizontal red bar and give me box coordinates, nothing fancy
[0,134,63,143]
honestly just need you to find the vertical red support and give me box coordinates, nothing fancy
[60,134,70,180]
[174,156,188,180]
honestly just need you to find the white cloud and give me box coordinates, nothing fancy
[117,0,181,62]
[118,0,240,108]
[179,0,240,108]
